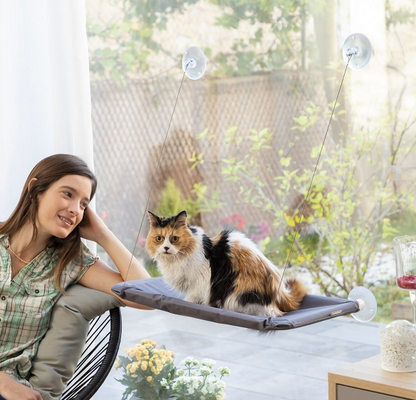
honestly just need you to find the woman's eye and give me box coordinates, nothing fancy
[63,191,72,197]
[171,236,179,243]
[80,202,88,210]
[156,236,164,243]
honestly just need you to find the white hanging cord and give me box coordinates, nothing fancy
[123,71,187,282]
[277,55,352,293]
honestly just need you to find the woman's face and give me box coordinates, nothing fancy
[36,175,92,239]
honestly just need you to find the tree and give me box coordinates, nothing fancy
[87,0,324,80]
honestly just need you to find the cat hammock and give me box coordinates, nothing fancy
[115,35,377,330]
[112,277,360,331]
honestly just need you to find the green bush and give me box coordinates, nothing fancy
[190,105,416,298]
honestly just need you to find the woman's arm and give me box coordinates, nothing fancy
[0,372,42,400]
[78,207,152,309]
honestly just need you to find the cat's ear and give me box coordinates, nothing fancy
[148,211,160,228]
[174,210,187,228]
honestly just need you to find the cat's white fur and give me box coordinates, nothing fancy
[154,227,211,304]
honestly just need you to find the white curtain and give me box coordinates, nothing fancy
[0,0,94,221]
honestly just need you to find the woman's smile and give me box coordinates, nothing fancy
[57,215,74,227]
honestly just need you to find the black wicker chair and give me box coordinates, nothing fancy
[61,307,122,400]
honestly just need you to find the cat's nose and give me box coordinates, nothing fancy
[164,247,170,251]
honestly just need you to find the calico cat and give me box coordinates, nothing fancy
[146,210,307,317]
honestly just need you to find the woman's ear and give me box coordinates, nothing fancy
[28,178,38,192]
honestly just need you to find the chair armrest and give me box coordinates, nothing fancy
[29,285,124,400]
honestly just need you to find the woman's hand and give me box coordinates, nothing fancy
[78,207,109,245]
[0,372,43,400]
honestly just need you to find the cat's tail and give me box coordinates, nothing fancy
[276,277,308,312]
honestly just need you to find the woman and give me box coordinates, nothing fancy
[0,154,150,400]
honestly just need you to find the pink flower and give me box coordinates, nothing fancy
[99,212,109,221]
[248,221,269,242]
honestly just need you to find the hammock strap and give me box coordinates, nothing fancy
[277,55,352,293]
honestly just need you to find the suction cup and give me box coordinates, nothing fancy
[348,286,377,322]
[342,33,372,70]
[182,46,206,80]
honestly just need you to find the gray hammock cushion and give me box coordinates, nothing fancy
[112,277,360,331]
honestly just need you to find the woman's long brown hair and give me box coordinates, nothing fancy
[0,154,97,292]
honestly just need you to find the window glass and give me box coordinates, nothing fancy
[87,1,416,397]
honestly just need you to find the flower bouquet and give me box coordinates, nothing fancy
[115,339,230,400]
[161,356,230,400]
[115,339,175,400]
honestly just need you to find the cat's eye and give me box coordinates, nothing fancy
[155,236,164,243]
[171,236,179,243]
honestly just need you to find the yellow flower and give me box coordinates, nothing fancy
[125,348,135,357]
[114,359,122,370]
[126,362,139,375]
[126,363,133,375]
[142,340,157,350]
[141,339,157,347]
[121,341,174,377]
[146,376,153,383]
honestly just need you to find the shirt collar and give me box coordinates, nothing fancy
[0,235,9,249]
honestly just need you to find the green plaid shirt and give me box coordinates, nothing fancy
[0,235,97,386]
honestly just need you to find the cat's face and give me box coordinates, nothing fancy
[146,211,196,260]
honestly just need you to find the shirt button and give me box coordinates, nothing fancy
[1,296,5,301]
[35,289,40,294]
